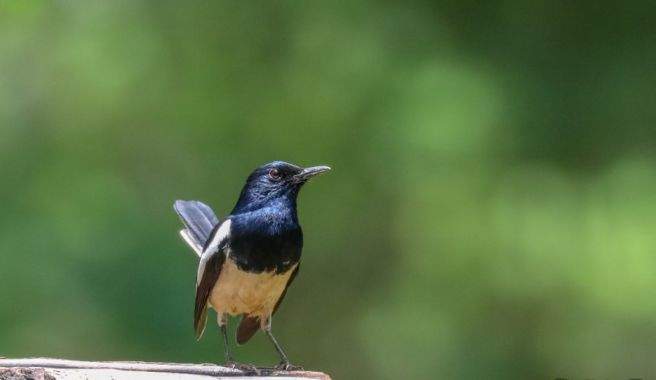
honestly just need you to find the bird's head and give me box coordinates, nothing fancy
[232,161,330,214]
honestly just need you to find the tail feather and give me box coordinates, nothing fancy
[236,315,260,345]
[180,229,202,256]
[173,200,219,250]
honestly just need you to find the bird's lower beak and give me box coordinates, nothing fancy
[294,165,331,182]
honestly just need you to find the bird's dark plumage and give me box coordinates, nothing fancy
[174,161,330,366]
[194,241,225,337]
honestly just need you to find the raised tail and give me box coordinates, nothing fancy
[173,200,220,255]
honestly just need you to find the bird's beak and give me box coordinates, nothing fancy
[294,165,331,183]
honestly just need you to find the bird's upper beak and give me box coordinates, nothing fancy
[293,165,331,183]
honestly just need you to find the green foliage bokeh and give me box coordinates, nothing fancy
[1,2,656,379]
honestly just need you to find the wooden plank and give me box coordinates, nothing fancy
[0,358,330,380]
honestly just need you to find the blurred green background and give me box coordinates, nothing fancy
[1,1,656,379]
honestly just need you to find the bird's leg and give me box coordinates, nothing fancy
[263,318,302,371]
[265,329,289,364]
[218,314,234,364]
[219,314,258,374]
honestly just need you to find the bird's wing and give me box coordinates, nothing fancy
[273,264,300,315]
[236,264,300,345]
[174,200,220,255]
[194,218,232,339]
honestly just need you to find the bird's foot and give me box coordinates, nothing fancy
[225,361,259,374]
[274,361,304,371]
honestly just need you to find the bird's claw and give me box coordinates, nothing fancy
[275,362,303,371]
[225,361,259,374]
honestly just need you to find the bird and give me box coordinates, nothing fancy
[173,161,330,370]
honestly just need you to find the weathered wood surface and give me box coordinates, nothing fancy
[0,358,330,380]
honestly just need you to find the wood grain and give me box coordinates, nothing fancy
[0,358,331,380]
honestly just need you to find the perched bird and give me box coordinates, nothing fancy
[173,161,330,369]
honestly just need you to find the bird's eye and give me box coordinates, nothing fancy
[268,168,281,180]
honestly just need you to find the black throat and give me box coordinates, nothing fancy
[228,194,303,274]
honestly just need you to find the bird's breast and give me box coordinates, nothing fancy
[209,254,297,318]
[228,217,303,273]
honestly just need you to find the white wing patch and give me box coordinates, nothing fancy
[196,219,232,286]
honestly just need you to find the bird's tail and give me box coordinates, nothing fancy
[173,200,220,255]
[236,315,261,345]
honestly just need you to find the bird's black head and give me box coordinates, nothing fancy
[231,161,330,214]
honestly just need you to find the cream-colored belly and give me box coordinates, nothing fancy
[209,258,297,318]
